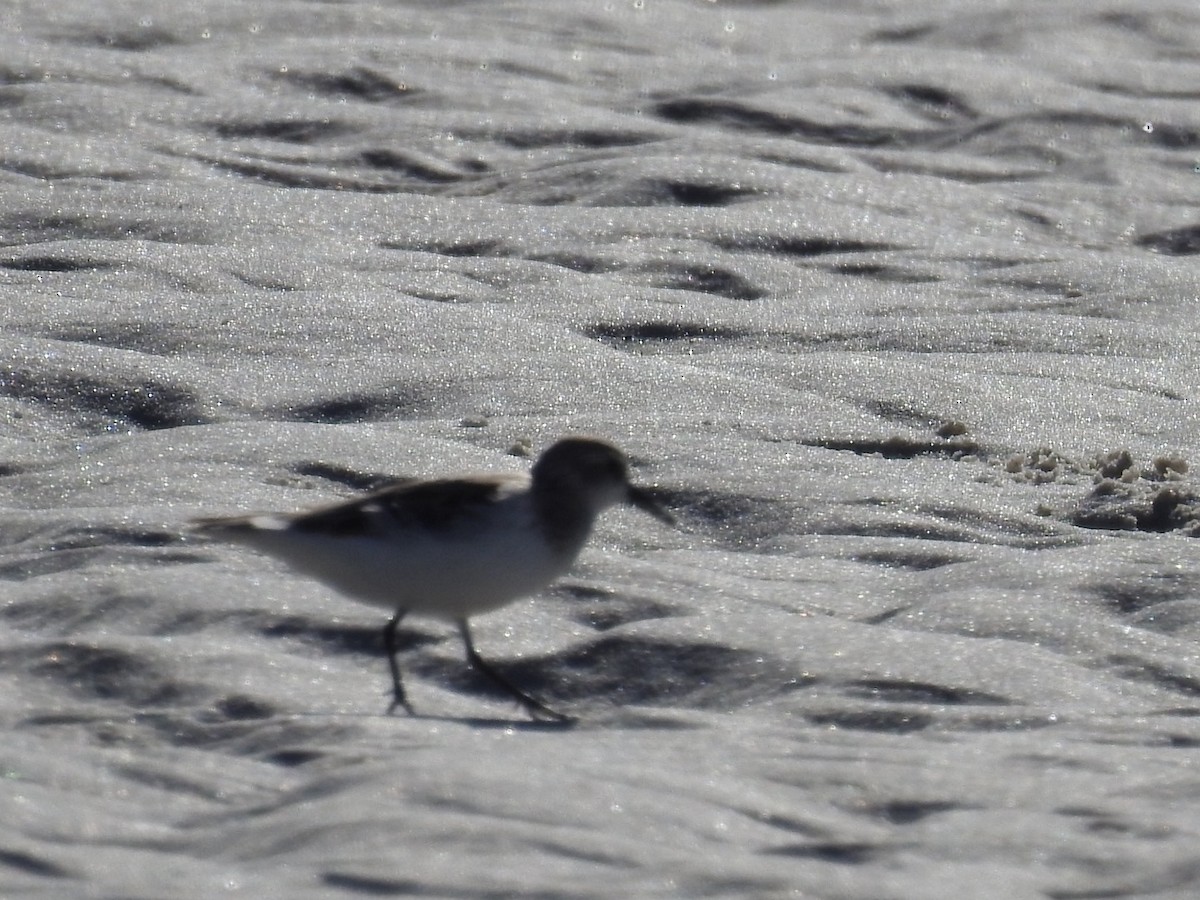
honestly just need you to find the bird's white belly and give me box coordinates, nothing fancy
[261,525,571,620]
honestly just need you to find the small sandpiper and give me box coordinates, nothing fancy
[193,437,674,721]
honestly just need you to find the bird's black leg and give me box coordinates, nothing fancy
[383,609,414,715]
[456,620,571,723]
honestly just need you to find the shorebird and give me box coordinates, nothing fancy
[193,437,673,721]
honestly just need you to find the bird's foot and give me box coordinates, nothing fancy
[385,690,415,717]
[521,697,575,725]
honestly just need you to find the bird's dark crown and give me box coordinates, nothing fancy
[531,437,630,487]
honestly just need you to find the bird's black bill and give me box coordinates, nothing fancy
[627,485,675,526]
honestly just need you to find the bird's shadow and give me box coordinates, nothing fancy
[257,617,430,654]
[257,616,578,725]
[400,711,578,731]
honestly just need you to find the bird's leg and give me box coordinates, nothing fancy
[456,620,571,723]
[383,609,414,715]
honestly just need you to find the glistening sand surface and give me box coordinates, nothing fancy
[3,2,1200,897]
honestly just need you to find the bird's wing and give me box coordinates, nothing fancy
[194,475,524,540]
